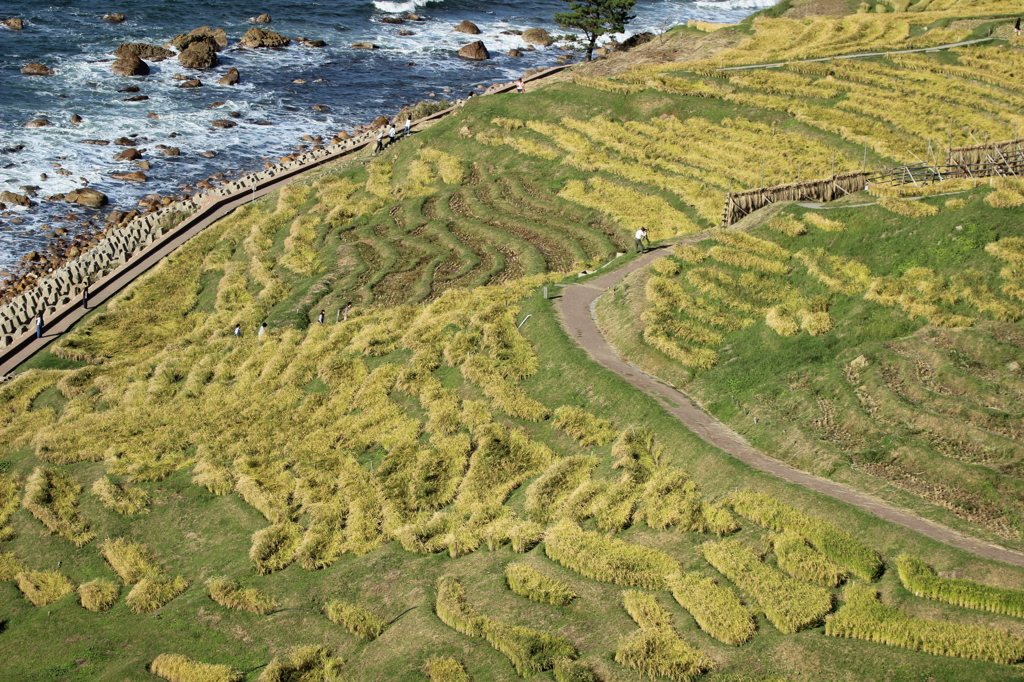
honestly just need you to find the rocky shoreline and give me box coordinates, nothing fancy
[0,60,575,347]
[0,11,580,309]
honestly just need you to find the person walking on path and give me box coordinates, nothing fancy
[234,324,242,338]
[82,283,90,310]
[317,310,325,325]
[404,118,412,138]
[1016,17,1021,36]
[374,130,385,154]
[634,227,649,254]
[343,301,353,321]
[35,313,44,339]
[515,77,525,94]
[387,124,397,146]
[258,322,267,338]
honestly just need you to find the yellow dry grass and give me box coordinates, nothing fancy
[324,600,387,640]
[126,574,189,614]
[92,476,151,516]
[258,646,345,682]
[16,570,75,607]
[100,537,162,584]
[78,578,120,612]
[21,466,94,547]
[206,577,278,615]
[150,654,242,682]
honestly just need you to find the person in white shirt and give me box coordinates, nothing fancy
[388,124,397,145]
[635,227,649,254]
[404,118,412,137]
[258,322,267,337]
[374,130,385,154]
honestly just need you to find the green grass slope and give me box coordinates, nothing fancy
[3,4,1024,680]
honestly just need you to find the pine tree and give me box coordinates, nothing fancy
[554,0,638,62]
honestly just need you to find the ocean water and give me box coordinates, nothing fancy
[0,0,770,271]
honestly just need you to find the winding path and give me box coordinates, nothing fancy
[556,240,1024,567]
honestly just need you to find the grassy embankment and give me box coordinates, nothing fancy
[4,3,1024,680]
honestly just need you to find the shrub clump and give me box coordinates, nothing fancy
[544,520,681,590]
[258,646,345,682]
[767,214,807,236]
[551,406,617,447]
[826,584,1024,664]
[803,212,846,231]
[92,476,151,515]
[324,600,387,640]
[78,578,120,612]
[21,466,95,547]
[772,531,849,587]
[150,654,242,682]
[673,244,708,263]
[670,572,755,646]
[126,574,189,614]
[100,537,162,584]
[250,522,304,575]
[615,590,714,682]
[700,539,832,635]
[878,197,939,218]
[435,576,578,676]
[207,577,278,615]
[896,555,1024,618]
[505,562,577,606]
[422,656,470,682]
[652,257,681,276]
[16,570,75,607]
[0,551,26,581]
[728,490,882,581]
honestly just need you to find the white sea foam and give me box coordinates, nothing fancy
[373,0,442,14]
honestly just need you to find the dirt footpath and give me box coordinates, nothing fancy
[556,242,1024,568]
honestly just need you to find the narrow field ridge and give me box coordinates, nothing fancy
[556,240,1024,568]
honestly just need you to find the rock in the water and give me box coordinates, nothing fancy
[179,41,218,68]
[168,27,227,51]
[239,27,290,48]
[136,160,151,170]
[0,191,32,207]
[65,188,108,208]
[211,119,237,128]
[114,137,136,146]
[508,48,523,57]
[24,119,50,128]
[398,29,414,36]
[380,16,403,24]
[103,13,126,23]
[120,85,140,92]
[351,42,378,49]
[112,54,149,76]
[162,147,180,156]
[201,151,216,158]
[123,95,149,101]
[21,62,55,75]
[453,20,480,35]
[458,41,490,60]
[70,113,83,124]
[405,13,422,21]
[115,42,173,61]
[521,28,553,46]
[82,139,109,145]
[178,78,202,88]
[251,13,271,23]
[111,171,147,182]
[302,38,326,47]
[311,104,330,112]
[3,18,24,30]
[217,67,240,85]
[113,148,142,161]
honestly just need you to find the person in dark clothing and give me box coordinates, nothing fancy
[234,324,242,338]
[318,310,325,325]
[1016,17,1021,36]
[82,283,90,310]
[374,130,385,154]
[343,301,353,321]
[35,313,44,339]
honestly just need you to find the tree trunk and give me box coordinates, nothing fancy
[586,35,597,61]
